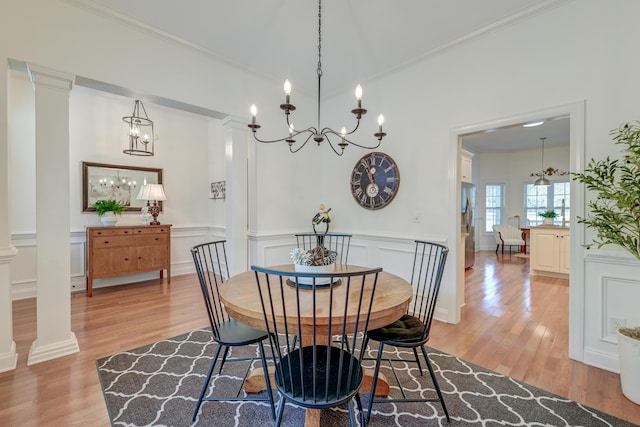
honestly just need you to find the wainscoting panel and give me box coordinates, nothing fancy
[584,253,640,373]
[10,226,215,300]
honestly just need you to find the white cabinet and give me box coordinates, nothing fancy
[461,149,473,183]
[530,227,570,277]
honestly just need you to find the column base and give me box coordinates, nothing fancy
[27,333,79,366]
[0,341,18,373]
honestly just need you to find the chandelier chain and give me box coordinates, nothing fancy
[317,0,322,77]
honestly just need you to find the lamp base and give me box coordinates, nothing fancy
[149,202,161,225]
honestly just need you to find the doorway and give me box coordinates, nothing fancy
[449,101,586,362]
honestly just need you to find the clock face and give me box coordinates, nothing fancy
[350,152,400,210]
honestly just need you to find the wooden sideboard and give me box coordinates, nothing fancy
[85,225,171,297]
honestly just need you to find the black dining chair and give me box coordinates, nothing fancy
[364,240,450,424]
[295,232,352,264]
[190,241,275,421]
[251,265,382,427]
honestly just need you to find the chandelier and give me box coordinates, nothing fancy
[123,99,154,156]
[534,137,550,186]
[247,0,386,156]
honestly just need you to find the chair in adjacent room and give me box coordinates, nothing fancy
[295,232,352,264]
[492,224,526,255]
[364,240,450,424]
[190,240,275,421]
[251,265,382,427]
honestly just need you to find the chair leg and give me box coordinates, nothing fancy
[420,345,450,423]
[365,343,385,425]
[274,394,286,427]
[218,345,230,373]
[495,244,499,253]
[412,348,423,375]
[501,244,504,255]
[258,341,276,420]
[192,343,223,421]
[354,393,365,427]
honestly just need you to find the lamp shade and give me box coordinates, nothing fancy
[137,184,166,201]
[534,176,550,186]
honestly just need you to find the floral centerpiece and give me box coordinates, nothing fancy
[290,205,337,284]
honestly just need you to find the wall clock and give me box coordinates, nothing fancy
[350,152,400,210]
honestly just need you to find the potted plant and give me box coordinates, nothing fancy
[572,121,640,404]
[92,199,126,227]
[538,210,558,225]
[617,326,640,404]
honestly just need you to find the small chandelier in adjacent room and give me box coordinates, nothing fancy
[247,0,386,156]
[123,99,154,156]
[534,137,551,186]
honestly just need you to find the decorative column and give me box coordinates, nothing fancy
[26,64,79,365]
[0,64,18,372]
[223,116,250,275]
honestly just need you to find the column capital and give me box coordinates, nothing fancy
[27,64,74,91]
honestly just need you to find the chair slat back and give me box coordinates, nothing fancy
[294,232,352,264]
[408,240,448,340]
[191,240,231,342]
[251,265,381,406]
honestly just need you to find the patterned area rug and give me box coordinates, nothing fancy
[97,328,637,427]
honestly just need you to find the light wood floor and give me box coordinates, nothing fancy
[1,251,639,426]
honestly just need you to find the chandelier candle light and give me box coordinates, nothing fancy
[248,0,386,156]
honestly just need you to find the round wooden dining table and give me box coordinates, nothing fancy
[219,264,413,427]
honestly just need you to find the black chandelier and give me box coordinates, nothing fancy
[247,0,386,156]
[123,99,154,156]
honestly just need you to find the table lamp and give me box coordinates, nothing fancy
[137,183,166,225]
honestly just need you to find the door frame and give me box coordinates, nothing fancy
[449,101,586,361]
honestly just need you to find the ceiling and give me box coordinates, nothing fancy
[74,0,570,151]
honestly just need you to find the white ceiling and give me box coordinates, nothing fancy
[75,0,570,151]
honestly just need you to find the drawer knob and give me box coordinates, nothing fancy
[124,258,129,261]
[104,240,109,244]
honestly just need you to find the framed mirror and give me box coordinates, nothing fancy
[82,161,163,212]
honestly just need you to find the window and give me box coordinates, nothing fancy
[485,184,505,232]
[524,181,570,226]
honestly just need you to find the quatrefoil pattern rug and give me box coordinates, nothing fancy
[97,328,638,427]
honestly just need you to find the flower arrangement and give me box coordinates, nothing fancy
[290,246,337,266]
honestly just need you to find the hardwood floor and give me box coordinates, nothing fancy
[0,251,638,426]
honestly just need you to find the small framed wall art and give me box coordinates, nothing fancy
[210,181,226,199]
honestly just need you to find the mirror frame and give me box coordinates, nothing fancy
[82,161,163,212]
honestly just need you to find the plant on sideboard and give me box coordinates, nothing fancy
[572,121,640,260]
[92,199,127,215]
[92,199,127,227]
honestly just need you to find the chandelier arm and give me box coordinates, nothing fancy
[251,127,317,144]
[323,129,382,150]
[289,133,316,153]
[323,134,346,156]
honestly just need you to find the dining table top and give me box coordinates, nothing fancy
[219,264,414,339]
